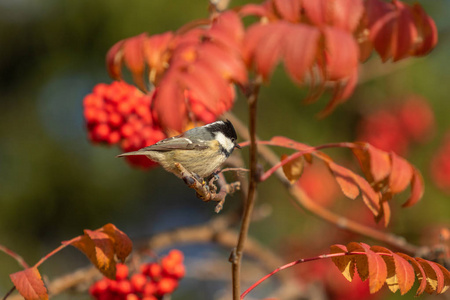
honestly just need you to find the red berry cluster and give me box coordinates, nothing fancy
[430,134,450,194]
[83,81,166,168]
[357,96,434,156]
[89,250,185,300]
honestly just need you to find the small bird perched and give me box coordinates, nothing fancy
[117,120,240,179]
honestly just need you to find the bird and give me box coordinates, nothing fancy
[117,120,240,179]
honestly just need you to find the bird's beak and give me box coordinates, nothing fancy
[235,143,241,149]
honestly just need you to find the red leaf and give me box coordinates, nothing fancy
[197,42,247,85]
[244,22,288,80]
[320,69,358,117]
[239,4,270,18]
[181,61,229,115]
[411,3,438,56]
[153,72,186,132]
[273,0,300,22]
[106,39,125,80]
[323,26,359,80]
[123,34,147,91]
[389,152,413,194]
[331,0,364,32]
[283,24,320,84]
[302,0,328,27]
[366,0,396,61]
[402,167,424,207]
[144,32,173,76]
[392,2,417,61]
[10,267,48,300]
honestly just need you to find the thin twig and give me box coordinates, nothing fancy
[230,78,262,300]
[0,245,29,269]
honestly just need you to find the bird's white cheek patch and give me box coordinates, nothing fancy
[215,132,234,152]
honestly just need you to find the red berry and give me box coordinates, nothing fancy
[89,278,109,296]
[125,294,140,300]
[93,83,109,98]
[147,263,162,280]
[142,281,158,296]
[142,296,158,300]
[117,101,133,115]
[120,123,134,138]
[115,263,129,281]
[168,249,184,263]
[84,107,99,124]
[108,131,121,145]
[96,110,109,123]
[92,124,111,142]
[108,112,123,128]
[116,280,133,295]
[130,273,147,293]
[156,277,178,295]
[170,263,185,279]
[84,93,103,108]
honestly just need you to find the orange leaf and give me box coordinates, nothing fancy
[328,162,380,216]
[389,152,413,194]
[371,246,415,295]
[281,154,304,183]
[347,242,369,281]
[352,142,391,183]
[330,244,355,282]
[416,258,445,294]
[66,230,116,279]
[402,167,424,207]
[328,162,360,199]
[359,243,387,294]
[101,223,133,263]
[10,267,48,300]
[436,264,450,294]
[397,253,427,296]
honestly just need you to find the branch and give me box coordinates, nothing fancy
[230,78,262,300]
[223,112,420,255]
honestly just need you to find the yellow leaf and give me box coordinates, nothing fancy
[281,154,304,183]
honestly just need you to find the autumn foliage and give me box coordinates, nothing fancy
[2,0,448,300]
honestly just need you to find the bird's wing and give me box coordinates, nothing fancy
[145,136,209,151]
[117,136,209,157]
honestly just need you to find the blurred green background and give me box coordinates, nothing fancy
[0,0,449,299]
